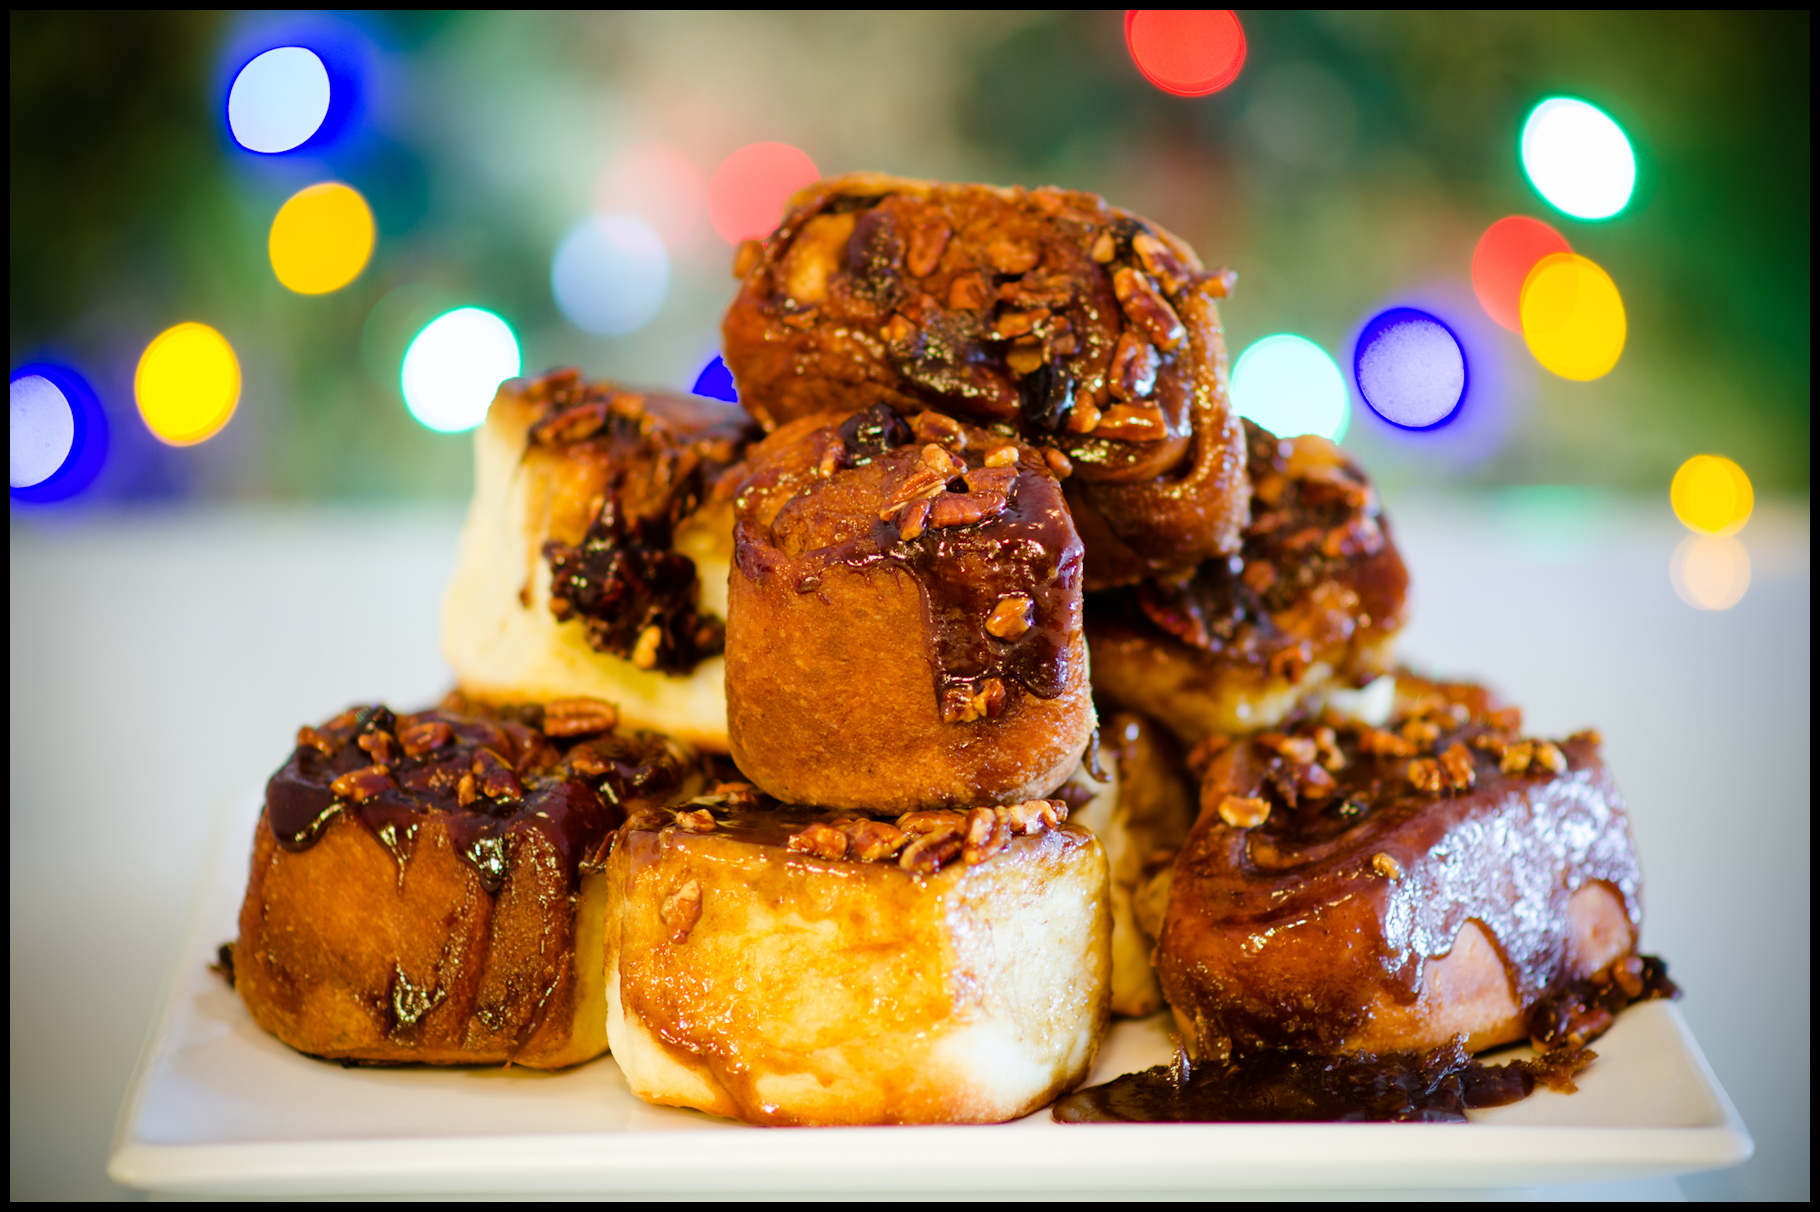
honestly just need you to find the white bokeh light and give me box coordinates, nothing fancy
[1230,335,1350,443]
[10,375,76,487]
[551,213,669,336]
[1356,314,1466,428]
[401,308,521,433]
[1521,98,1637,221]
[227,47,331,154]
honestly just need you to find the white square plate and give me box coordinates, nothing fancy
[108,799,1751,1197]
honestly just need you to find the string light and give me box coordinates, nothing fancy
[1231,334,1350,442]
[269,182,375,294]
[1124,10,1246,96]
[401,308,521,433]
[135,324,241,446]
[1671,455,1753,536]
[1354,308,1468,430]
[227,46,331,154]
[1519,253,1626,381]
[1471,216,1571,332]
[551,213,669,336]
[1521,97,1637,221]
[8,363,107,502]
[707,143,819,244]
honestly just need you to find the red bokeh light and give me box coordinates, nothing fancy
[1124,10,1246,97]
[1471,215,1572,332]
[707,142,820,244]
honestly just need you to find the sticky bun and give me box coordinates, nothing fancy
[442,368,758,750]
[234,698,701,1068]
[1156,679,1642,1059]
[1087,420,1408,743]
[721,173,1250,587]
[725,402,1094,811]
[603,786,1110,1124]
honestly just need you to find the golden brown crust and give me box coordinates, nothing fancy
[1156,684,1641,1058]
[721,173,1248,584]
[726,405,1094,810]
[1087,421,1409,741]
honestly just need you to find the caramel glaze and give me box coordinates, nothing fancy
[267,700,696,891]
[1089,418,1408,688]
[721,173,1249,583]
[512,367,758,675]
[1054,956,1677,1123]
[1158,684,1642,1059]
[734,402,1083,719]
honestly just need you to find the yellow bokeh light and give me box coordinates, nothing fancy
[1670,533,1750,611]
[1519,252,1626,381]
[269,182,375,294]
[1670,454,1754,535]
[134,322,241,446]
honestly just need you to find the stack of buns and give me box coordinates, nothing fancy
[230,173,1652,1126]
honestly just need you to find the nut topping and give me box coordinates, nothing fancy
[1090,230,1116,262]
[1438,742,1476,792]
[1108,330,1160,401]
[330,765,393,803]
[1042,447,1073,479]
[471,749,524,801]
[1532,740,1568,775]
[930,490,1006,529]
[899,828,964,874]
[983,444,1018,468]
[842,818,909,861]
[1406,758,1446,794]
[660,879,703,943]
[905,217,951,278]
[962,806,1011,865]
[1217,795,1270,828]
[1500,741,1534,775]
[895,496,933,541]
[542,696,620,737]
[295,725,335,756]
[985,595,1035,640]
[1092,403,1169,443]
[1259,733,1319,765]
[985,239,1039,274]
[357,730,398,765]
[631,625,662,671]
[1065,395,1103,434]
[947,273,990,310]
[673,808,718,833]
[1131,230,1191,297]
[398,720,453,757]
[786,822,849,860]
[1112,267,1187,351]
[1372,852,1403,880]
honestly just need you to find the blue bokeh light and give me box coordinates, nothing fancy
[1354,308,1468,430]
[551,213,669,337]
[227,47,331,154]
[692,355,738,403]
[9,362,109,504]
[215,14,371,160]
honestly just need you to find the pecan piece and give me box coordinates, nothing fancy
[1500,740,1534,775]
[1400,718,1443,748]
[787,822,848,860]
[963,463,1017,497]
[947,272,990,310]
[357,730,398,765]
[1131,231,1191,296]
[1312,726,1347,772]
[962,806,1010,865]
[1092,403,1169,443]
[1217,795,1270,828]
[1064,395,1103,434]
[940,676,1008,722]
[631,625,662,671]
[1372,852,1403,880]
[905,217,951,278]
[732,239,764,280]
[673,808,718,833]
[899,827,964,874]
[896,496,933,541]
[985,594,1034,640]
[456,772,478,808]
[330,765,393,803]
[1113,267,1186,351]
[1108,330,1160,401]
[911,410,967,449]
[985,239,1039,274]
[1004,339,1046,376]
[660,879,703,943]
[531,402,608,446]
[1043,448,1073,479]
[931,490,1006,529]
[1439,742,1476,792]
[1258,733,1318,765]
[1406,758,1446,794]
[1090,230,1116,262]
[543,696,619,737]
[983,444,1018,468]
[1532,740,1568,775]
[1359,727,1418,758]
[398,720,453,757]
[471,749,524,801]
[843,818,908,862]
[997,798,1065,835]
[992,308,1049,340]
[879,466,949,518]
[897,808,967,835]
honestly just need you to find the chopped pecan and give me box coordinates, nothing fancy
[1004,340,1046,376]
[531,402,608,446]
[567,746,611,778]
[295,725,335,756]
[999,271,1076,308]
[920,443,962,474]
[1258,733,1318,765]
[896,497,933,541]
[673,808,718,833]
[985,594,1035,640]
[1372,852,1403,880]
[787,822,848,860]
[905,217,951,278]
[1217,795,1270,828]
[630,625,662,671]
[357,730,398,765]
[947,273,990,310]
[1042,448,1073,479]
[330,765,393,803]
[1406,758,1446,794]
[879,466,949,517]
[1399,718,1442,748]
[456,772,477,808]
[710,781,762,807]
[985,239,1039,274]
[398,720,453,757]
[963,463,1017,497]
[1471,732,1513,757]
[1487,706,1525,732]
[817,443,844,479]
[1108,331,1160,401]
[1090,230,1116,262]
[896,808,967,835]
[1610,954,1646,999]
[1567,728,1603,748]
[1439,742,1476,792]
[930,490,1006,529]
[843,818,908,861]
[1131,231,1191,296]
[1298,763,1338,799]
[962,806,1011,865]
[899,828,964,874]
[732,239,764,279]
[1500,740,1534,774]
[1323,515,1384,559]
[1065,395,1103,434]
[911,410,967,449]
[940,677,1008,722]
[543,696,619,737]
[1531,740,1568,775]
[1092,403,1169,442]
[660,879,703,943]
[983,444,1018,468]
[881,313,916,344]
[997,798,1065,835]
[471,749,524,801]
[1113,267,1186,351]
[993,308,1049,340]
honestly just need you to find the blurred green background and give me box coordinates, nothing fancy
[9,10,1810,506]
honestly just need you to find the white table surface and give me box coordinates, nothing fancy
[9,494,1810,1200]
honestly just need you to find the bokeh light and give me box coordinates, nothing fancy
[11,374,75,488]
[1472,216,1571,332]
[268,182,375,294]
[551,213,669,336]
[1671,454,1754,535]
[593,143,704,249]
[1231,334,1349,443]
[227,47,331,154]
[1354,308,1468,430]
[1124,10,1246,97]
[692,354,738,403]
[401,307,521,433]
[1520,97,1637,221]
[1519,252,1626,380]
[8,363,108,503]
[707,142,819,244]
[134,323,241,446]
[1671,533,1750,611]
